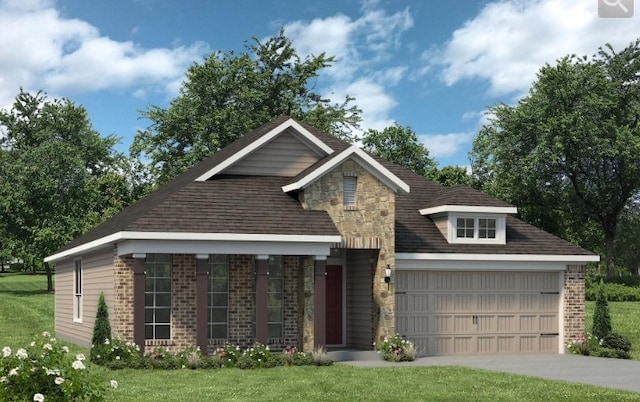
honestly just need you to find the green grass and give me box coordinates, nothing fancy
[2,273,640,401]
[586,300,640,359]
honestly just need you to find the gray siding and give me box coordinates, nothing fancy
[225,128,322,177]
[432,215,448,239]
[55,248,114,348]
[346,250,373,349]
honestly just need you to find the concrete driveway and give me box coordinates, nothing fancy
[339,353,640,393]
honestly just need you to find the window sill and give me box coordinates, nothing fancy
[343,205,358,211]
[73,318,83,324]
[144,339,175,347]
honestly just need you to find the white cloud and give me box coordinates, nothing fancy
[0,0,208,108]
[429,0,639,97]
[284,3,414,132]
[418,132,475,159]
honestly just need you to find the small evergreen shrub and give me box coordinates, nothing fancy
[90,293,112,364]
[375,334,416,362]
[592,282,612,339]
[601,332,632,353]
[590,347,631,359]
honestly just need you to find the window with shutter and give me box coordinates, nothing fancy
[343,175,357,208]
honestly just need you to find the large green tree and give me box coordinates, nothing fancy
[471,39,640,276]
[132,29,361,185]
[0,90,126,291]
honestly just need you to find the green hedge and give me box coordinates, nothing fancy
[585,282,640,301]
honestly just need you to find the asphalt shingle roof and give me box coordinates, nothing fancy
[53,116,594,258]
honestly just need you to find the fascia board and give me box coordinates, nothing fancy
[419,205,518,215]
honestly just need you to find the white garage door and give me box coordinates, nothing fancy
[395,271,560,356]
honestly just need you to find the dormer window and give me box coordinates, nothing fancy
[456,217,497,240]
[456,218,475,238]
[478,218,496,239]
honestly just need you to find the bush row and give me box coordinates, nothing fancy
[566,332,632,359]
[93,339,333,370]
[585,282,640,301]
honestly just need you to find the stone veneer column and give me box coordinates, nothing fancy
[195,255,209,355]
[300,256,315,352]
[313,257,326,349]
[132,254,146,354]
[564,264,586,344]
[255,256,268,344]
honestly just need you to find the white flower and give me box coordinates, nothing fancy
[43,343,52,350]
[9,368,18,376]
[116,356,121,360]
[55,377,64,385]
[76,353,85,361]
[16,348,28,359]
[110,379,118,389]
[104,339,110,345]
[30,341,36,347]
[61,346,69,353]
[49,338,56,343]
[0,376,7,383]
[2,346,10,357]
[42,331,50,337]
[72,360,85,370]
[33,393,44,402]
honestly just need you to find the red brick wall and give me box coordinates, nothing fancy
[564,264,586,344]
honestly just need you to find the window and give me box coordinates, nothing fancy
[343,175,357,207]
[208,255,229,341]
[73,259,82,322]
[478,218,497,239]
[456,218,475,239]
[144,254,172,340]
[267,256,284,339]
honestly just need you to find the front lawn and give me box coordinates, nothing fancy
[1,273,640,401]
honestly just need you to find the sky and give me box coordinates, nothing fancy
[1,0,638,168]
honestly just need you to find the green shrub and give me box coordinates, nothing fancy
[601,332,632,352]
[566,333,600,355]
[90,293,112,364]
[375,334,416,362]
[211,344,242,367]
[236,343,277,369]
[176,345,202,369]
[585,282,640,301]
[590,347,631,359]
[0,332,116,401]
[146,347,180,369]
[592,282,612,339]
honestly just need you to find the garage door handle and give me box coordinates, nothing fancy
[540,292,559,295]
[540,333,559,336]
[395,291,407,295]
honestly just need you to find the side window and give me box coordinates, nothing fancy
[267,256,284,340]
[456,218,475,239]
[73,259,82,322]
[479,218,497,239]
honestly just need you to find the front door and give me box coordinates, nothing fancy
[326,265,343,345]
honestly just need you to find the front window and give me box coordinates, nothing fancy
[267,256,284,339]
[145,254,172,340]
[73,259,82,322]
[208,255,229,341]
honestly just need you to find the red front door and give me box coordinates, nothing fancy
[326,265,343,345]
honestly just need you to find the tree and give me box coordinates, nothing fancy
[471,39,640,276]
[430,165,471,187]
[91,292,112,364]
[132,29,361,185]
[0,90,124,291]
[592,282,612,340]
[361,123,437,177]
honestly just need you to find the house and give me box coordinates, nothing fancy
[45,116,598,356]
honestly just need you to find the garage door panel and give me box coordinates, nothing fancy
[395,271,560,356]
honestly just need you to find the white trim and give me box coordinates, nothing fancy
[448,214,506,245]
[420,205,518,215]
[282,146,410,194]
[396,252,599,263]
[194,119,333,181]
[558,270,566,354]
[45,231,341,262]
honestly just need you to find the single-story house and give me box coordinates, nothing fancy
[45,116,598,356]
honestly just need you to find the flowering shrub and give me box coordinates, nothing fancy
[145,347,180,369]
[0,332,117,401]
[236,343,276,369]
[210,344,243,368]
[566,333,601,355]
[375,334,416,362]
[95,337,141,369]
[176,345,202,369]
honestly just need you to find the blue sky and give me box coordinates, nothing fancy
[1,0,638,168]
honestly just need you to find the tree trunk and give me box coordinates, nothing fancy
[44,262,54,293]
[603,217,617,277]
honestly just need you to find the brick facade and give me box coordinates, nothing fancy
[112,252,301,354]
[564,264,586,344]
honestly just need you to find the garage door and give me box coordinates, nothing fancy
[395,271,560,356]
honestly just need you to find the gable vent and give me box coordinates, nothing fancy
[343,175,357,207]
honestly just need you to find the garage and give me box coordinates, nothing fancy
[395,270,561,356]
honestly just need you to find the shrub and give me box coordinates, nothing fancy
[90,293,112,364]
[236,343,276,369]
[592,282,612,339]
[566,333,600,355]
[146,347,180,369]
[590,347,631,359]
[601,332,632,353]
[310,347,333,366]
[375,334,416,362]
[585,282,640,301]
[99,338,141,369]
[211,344,243,368]
[176,346,202,369]
[0,332,117,401]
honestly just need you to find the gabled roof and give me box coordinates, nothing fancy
[46,116,597,263]
[282,145,410,194]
